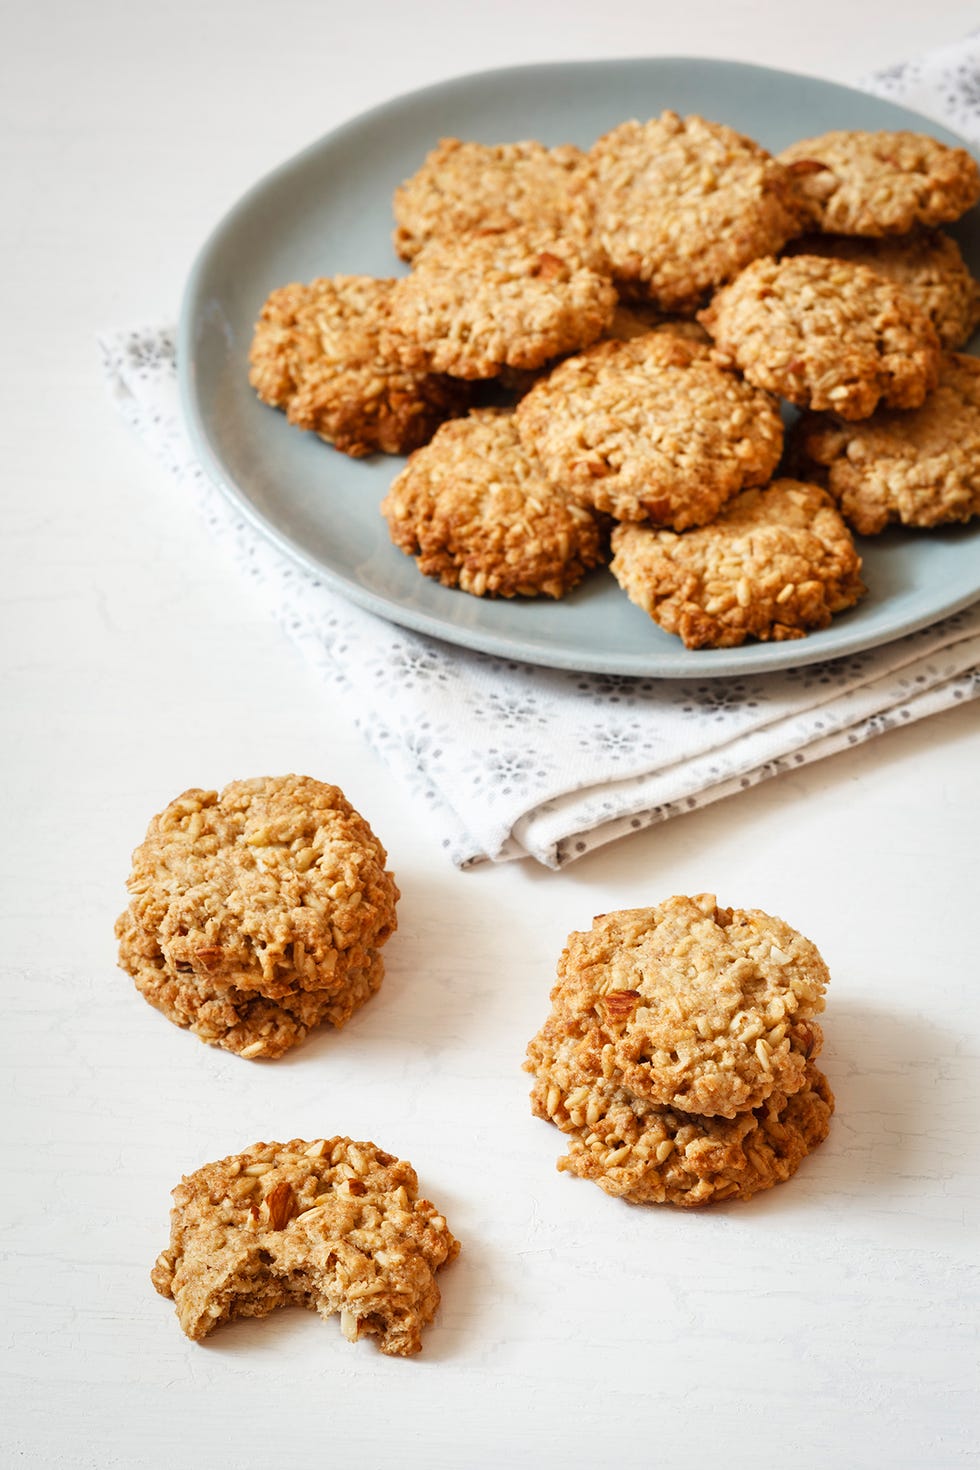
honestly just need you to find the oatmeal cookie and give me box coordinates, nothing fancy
[778,129,980,237]
[380,229,618,380]
[514,332,783,528]
[381,408,605,598]
[117,911,384,1059]
[788,352,980,534]
[152,1138,459,1355]
[532,895,828,1118]
[117,776,399,1002]
[610,479,864,649]
[784,231,980,349]
[248,276,469,456]
[700,254,942,419]
[589,111,809,311]
[529,1043,833,1207]
[392,136,593,261]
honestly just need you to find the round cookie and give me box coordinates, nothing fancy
[117,911,384,1059]
[117,776,399,1001]
[778,129,980,237]
[539,895,829,1118]
[248,276,470,456]
[589,111,809,311]
[514,331,783,528]
[381,408,605,598]
[788,352,980,534]
[152,1137,459,1355]
[381,229,618,380]
[784,231,980,349]
[530,1045,834,1208]
[700,254,942,419]
[610,479,865,649]
[392,136,593,261]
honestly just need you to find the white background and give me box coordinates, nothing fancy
[3,2,979,1466]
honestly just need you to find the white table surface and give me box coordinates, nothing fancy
[3,2,979,1466]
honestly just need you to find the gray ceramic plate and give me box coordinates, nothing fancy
[178,57,980,677]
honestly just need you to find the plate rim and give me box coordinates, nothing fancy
[177,54,980,679]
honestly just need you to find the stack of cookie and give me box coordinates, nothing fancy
[248,112,980,649]
[115,774,400,1059]
[525,894,835,1206]
[769,136,980,534]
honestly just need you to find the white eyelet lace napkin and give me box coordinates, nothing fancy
[101,35,980,868]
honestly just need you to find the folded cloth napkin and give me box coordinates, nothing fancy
[101,37,980,869]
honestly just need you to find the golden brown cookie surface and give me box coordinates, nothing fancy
[610,479,865,649]
[535,894,828,1119]
[381,408,605,598]
[779,129,980,236]
[152,1138,459,1355]
[514,331,783,528]
[789,352,980,534]
[381,229,617,380]
[700,254,942,419]
[392,136,593,261]
[784,231,980,349]
[589,111,808,311]
[248,275,469,456]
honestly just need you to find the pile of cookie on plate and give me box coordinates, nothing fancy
[249,113,980,649]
